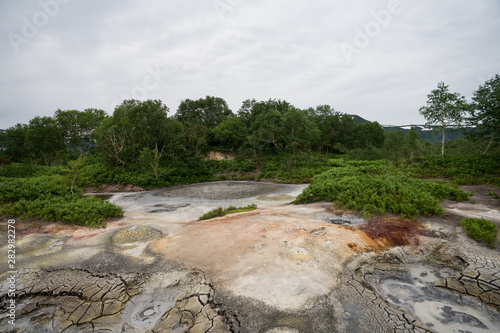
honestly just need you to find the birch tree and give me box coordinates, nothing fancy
[419,82,467,155]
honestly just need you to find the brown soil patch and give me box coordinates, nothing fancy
[84,183,148,193]
[357,217,423,247]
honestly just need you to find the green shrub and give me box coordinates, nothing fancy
[200,204,257,220]
[0,163,60,178]
[0,162,124,228]
[0,175,73,202]
[407,155,500,185]
[1,196,123,228]
[488,192,500,199]
[295,159,470,219]
[459,217,498,248]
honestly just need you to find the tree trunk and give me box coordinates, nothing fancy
[441,127,445,155]
[482,134,495,154]
[441,112,445,156]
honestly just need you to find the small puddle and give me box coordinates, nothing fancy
[326,217,358,225]
[122,291,181,329]
[415,301,497,333]
[369,264,500,332]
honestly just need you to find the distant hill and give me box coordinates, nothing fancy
[350,115,470,144]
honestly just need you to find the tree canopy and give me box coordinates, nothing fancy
[175,96,233,128]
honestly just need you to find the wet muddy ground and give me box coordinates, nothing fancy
[1,181,499,332]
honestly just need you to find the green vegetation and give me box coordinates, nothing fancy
[488,192,500,199]
[1,196,123,228]
[0,170,123,228]
[199,204,257,220]
[295,160,470,219]
[0,75,499,226]
[407,155,500,185]
[0,175,76,201]
[459,217,498,248]
[419,82,468,156]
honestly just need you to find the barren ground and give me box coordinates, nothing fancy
[1,181,499,332]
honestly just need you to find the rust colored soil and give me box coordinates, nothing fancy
[357,217,423,247]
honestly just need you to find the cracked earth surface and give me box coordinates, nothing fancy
[1,181,499,332]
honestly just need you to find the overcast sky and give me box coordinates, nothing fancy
[1,0,499,129]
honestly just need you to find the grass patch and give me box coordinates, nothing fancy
[295,159,470,219]
[200,204,257,220]
[459,217,498,248]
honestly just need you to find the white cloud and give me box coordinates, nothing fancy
[1,0,499,128]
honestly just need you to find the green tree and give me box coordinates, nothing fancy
[26,116,66,165]
[94,99,184,167]
[175,96,233,128]
[182,123,209,157]
[406,127,422,159]
[283,108,320,159]
[383,130,405,161]
[211,117,248,150]
[237,99,257,127]
[419,82,468,155]
[0,124,29,162]
[93,117,128,167]
[350,121,385,149]
[251,108,285,151]
[470,74,500,154]
[239,99,297,152]
[239,99,293,130]
[55,108,106,155]
[139,145,164,179]
[309,105,356,153]
[61,155,90,194]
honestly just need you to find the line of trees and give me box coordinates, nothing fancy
[0,97,388,168]
[1,75,498,169]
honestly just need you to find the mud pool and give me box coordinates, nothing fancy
[1,181,499,332]
[371,264,500,332]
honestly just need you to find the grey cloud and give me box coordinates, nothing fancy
[1,0,499,128]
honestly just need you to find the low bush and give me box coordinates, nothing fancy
[488,192,500,199]
[0,163,59,178]
[295,160,470,219]
[0,175,73,202]
[0,161,124,227]
[459,217,498,248]
[1,196,123,228]
[407,155,500,185]
[200,204,257,220]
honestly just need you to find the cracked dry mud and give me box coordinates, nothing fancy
[1,181,499,332]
